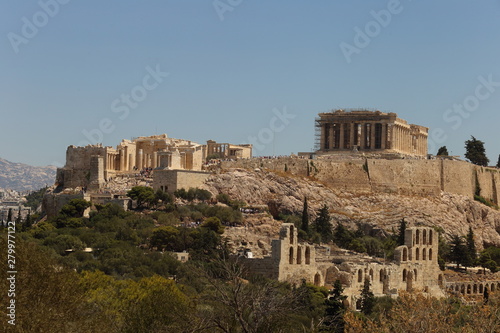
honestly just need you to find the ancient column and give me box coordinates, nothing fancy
[370,122,376,150]
[320,124,326,151]
[381,123,387,149]
[137,149,143,170]
[339,123,345,149]
[360,123,366,149]
[328,123,333,150]
[119,151,125,171]
[349,123,355,149]
[153,152,158,168]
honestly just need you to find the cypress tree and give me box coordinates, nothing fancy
[465,227,477,267]
[397,218,407,246]
[301,197,309,233]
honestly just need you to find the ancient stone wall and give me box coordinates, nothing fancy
[220,158,500,203]
[152,170,210,193]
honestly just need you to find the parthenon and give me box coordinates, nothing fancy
[316,109,428,156]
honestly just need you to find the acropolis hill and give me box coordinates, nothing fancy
[43,110,500,247]
[41,109,500,307]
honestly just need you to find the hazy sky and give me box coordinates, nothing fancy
[2,1,500,167]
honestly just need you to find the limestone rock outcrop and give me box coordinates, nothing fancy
[203,169,500,249]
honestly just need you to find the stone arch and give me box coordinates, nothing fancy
[491,283,496,292]
[289,226,294,244]
[305,247,311,265]
[413,269,418,281]
[415,248,420,260]
[314,273,321,286]
[455,285,459,292]
[429,230,433,245]
[289,247,294,265]
[416,229,420,244]
[429,248,433,260]
[438,274,443,287]
[358,269,363,283]
[402,247,408,261]
[479,284,484,294]
[297,245,302,264]
[422,248,427,260]
[379,269,384,282]
[402,269,407,282]
[461,285,465,294]
[423,229,427,245]
[473,284,478,294]
[467,284,471,294]
[369,269,374,281]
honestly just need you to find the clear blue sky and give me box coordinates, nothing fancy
[2,1,500,167]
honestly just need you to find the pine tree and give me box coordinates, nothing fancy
[314,205,332,242]
[465,227,477,267]
[449,235,468,269]
[301,197,309,233]
[397,218,407,246]
[322,280,347,332]
[497,154,500,168]
[359,278,375,315]
[464,136,489,166]
[437,146,449,156]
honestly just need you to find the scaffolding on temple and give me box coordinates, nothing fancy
[314,116,322,152]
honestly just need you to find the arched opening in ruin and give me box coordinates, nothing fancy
[467,285,471,294]
[429,248,433,260]
[461,285,465,294]
[305,247,311,265]
[423,229,427,245]
[415,248,420,260]
[402,248,408,261]
[289,226,294,244]
[414,269,417,281]
[438,274,443,287]
[289,247,294,265]
[455,285,459,292]
[402,269,407,282]
[429,230,433,245]
[379,269,384,282]
[491,283,496,292]
[314,273,321,286]
[479,284,484,294]
[473,284,478,294]
[369,269,373,281]
[416,230,420,244]
[358,269,363,283]
[422,248,427,260]
[296,246,302,264]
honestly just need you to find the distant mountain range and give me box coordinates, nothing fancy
[0,158,57,192]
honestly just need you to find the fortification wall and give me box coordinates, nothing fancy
[441,160,474,199]
[220,157,500,203]
[313,160,371,192]
[368,159,441,196]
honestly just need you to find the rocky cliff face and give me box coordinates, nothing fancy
[0,158,56,192]
[203,169,500,250]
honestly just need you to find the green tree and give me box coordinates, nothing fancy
[497,154,500,168]
[437,146,449,156]
[465,226,477,267]
[201,216,225,234]
[16,206,22,223]
[60,199,91,217]
[314,205,332,243]
[465,136,489,166]
[449,235,468,269]
[397,218,407,246]
[7,208,12,222]
[301,197,309,233]
[150,226,180,251]
[127,186,156,208]
[322,279,347,332]
[333,223,354,249]
[359,278,375,315]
